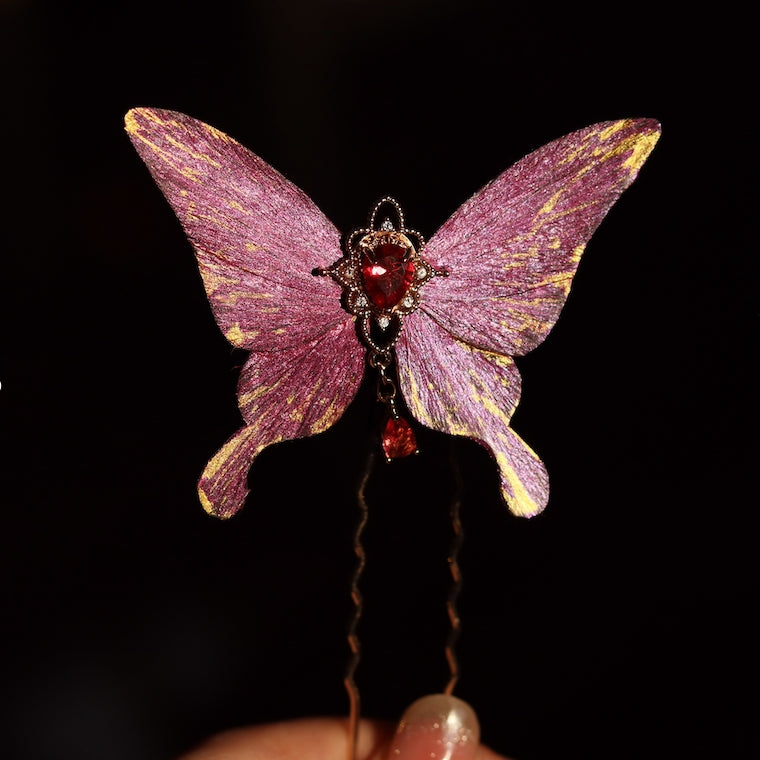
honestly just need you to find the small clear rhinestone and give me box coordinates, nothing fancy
[378,315,390,329]
[416,265,428,279]
[355,295,368,308]
[380,218,394,231]
[402,295,414,308]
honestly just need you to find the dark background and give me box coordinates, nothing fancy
[2,2,756,758]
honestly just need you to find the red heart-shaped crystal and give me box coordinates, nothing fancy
[361,242,415,309]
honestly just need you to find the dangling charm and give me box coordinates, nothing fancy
[369,347,419,461]
[381,416,418,461]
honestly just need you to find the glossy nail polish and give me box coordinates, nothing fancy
[389,693,480,760]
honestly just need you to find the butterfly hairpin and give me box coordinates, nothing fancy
[127,109,659,756]
[125,109,660,520]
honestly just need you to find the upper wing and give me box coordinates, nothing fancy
[419,119,661,356]
[125,107,352,351]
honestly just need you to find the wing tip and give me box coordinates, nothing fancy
[507,498,547,519]
[603,116,661,132]
[624,118,662,173]
[198,482,239,520]
[591,117,661,178]
[124,106,181,135]
[503,478,548,518]
[625,116,661,133]
[124,107,143,134]
[631,116,662,145]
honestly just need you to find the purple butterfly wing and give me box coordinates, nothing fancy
[198,319,363,519]
[399,119,660,516]
[397,313,548,516]
[420,119,661,356]
[126,108,364,518]
[125,108,350,349]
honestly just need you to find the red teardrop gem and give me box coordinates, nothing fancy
[361,242,415,309]
[381,416,418,461]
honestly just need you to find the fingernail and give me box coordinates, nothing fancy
[388,694,480,760]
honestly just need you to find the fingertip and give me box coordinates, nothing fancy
[386,694,479,760]
[177,716,394,760]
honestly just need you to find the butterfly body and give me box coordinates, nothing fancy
[126,108,660,519]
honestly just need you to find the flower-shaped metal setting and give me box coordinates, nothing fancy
[319,197,447,352]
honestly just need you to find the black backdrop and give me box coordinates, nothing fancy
[2,2,756,759]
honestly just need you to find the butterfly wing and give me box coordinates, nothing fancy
[397,314,547,516]
[198,318,363,519]
[399,119,661,516]
[126,108,364,518]
[419,119,661,356]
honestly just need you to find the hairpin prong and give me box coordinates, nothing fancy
[444,441,464,695]
[344,444,373,760]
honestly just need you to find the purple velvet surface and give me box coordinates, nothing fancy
[397,312,548,516]
[125,108,351,350]
[421,119,661,357]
